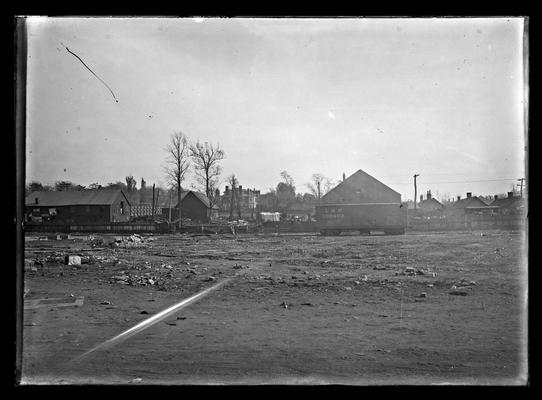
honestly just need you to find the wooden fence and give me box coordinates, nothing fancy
[25,222,169,233]
[408,214,525,231]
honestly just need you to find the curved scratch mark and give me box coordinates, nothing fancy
[61,42,118,103]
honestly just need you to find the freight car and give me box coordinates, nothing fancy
[315,202,407,235]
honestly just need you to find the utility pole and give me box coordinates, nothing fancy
[517,178,525,198]
[155,188,160,219]
[413,174,419,209]
[152,184,155,220]
[168,191,172,224]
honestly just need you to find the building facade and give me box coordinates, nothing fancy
[25,190,131,224]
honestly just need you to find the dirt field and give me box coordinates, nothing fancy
[20,229,528,385]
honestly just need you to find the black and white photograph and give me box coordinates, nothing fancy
[15,16,528,385]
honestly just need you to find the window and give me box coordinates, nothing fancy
[120,201,125,215]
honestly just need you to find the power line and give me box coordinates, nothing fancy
[387,178,518,185]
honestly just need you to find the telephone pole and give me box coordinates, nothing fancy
[413,174,419,209]
[517,178,525,198]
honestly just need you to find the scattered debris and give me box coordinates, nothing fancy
[344,286,353,291]
[453,279,478,289]
[65,255,81,266]
[401,266,433,276]
[130,377,143,383]
[100,300,112,305]
[449,290,468,296]
[24,259,38,272]
[280,301,289,309]
[418,292,427,298]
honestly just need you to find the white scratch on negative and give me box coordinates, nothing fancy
[69,278,232,363]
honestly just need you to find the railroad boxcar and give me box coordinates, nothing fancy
[315,202,407,235]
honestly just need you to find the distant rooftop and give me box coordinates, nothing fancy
[25,189,130,207]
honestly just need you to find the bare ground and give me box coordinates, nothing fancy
[20,230,528,385]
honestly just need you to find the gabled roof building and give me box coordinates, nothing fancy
[490,192,525,214]
[25,189,131,224]
[320,169,402,204]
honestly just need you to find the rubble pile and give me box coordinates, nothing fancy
[109,234,155,248]
[397,266,436,277]
[108,262,179,290]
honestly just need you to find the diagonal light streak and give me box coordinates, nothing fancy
[70,278,232,363]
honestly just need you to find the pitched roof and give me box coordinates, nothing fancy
[419,197,444,209]
[189,191,211,208]
[449,196,487,209]
[490,196,524,209]
[173,191,211,208]
[321,169,401,204]
[26,190,130,207]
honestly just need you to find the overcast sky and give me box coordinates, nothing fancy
[25,17,526,201]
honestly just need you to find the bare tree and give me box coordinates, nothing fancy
[280,170,295,190]
[125,175,137,192]
[306,173,326,201]
[190,140,225,214]
[164,132,191,228]
[323,179,335,194]
[227,174,238,220]
[276,171,296,212]
[87,182,102,190]
[26,181,53,195]
[54,180,76,191]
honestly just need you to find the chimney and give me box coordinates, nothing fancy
[466,192,472,198]
[508,191,513,198]
[225,185,229,192]
[239,185,243,192]
[427,190,432,200]
[35,197,39,204]
[457,196,461,201]
[494,195,498,200]
[342,173,346,182]
[420,194,423,202]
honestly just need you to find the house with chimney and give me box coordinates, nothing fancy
[218,185,261,219]
[490,192,525,215]
[445,192,498,218]
[418,190,445,213]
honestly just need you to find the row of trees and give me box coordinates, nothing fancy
[25,178,142,194]
[25,129,338,224]
[163,132,226,228]
[257,171,335,213]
